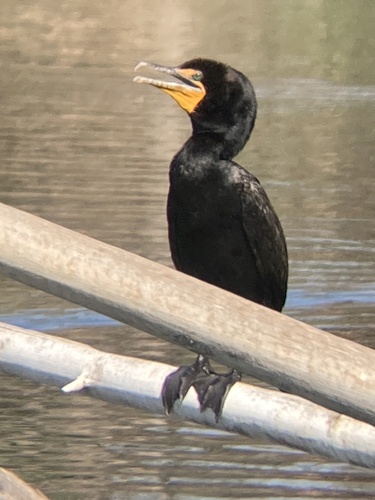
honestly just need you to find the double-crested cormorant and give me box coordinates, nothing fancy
[134,58,288,420]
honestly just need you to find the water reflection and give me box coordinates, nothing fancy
[0,0,375,497]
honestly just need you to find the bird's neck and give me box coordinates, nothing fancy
[189,113,255,161]
[179,135,225,162]
[172,110,256,175]
[178,132,247,167]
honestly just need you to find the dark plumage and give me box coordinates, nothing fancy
[134,58,288,419]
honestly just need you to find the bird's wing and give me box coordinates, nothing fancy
[237,166,288,311]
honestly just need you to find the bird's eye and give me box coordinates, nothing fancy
[192,71,203,82]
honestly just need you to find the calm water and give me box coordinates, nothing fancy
[1,0,375,498]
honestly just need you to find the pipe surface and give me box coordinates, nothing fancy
[1,322,375,468]
[0,202,374,425]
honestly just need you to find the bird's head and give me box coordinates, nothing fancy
[134,58,257,151]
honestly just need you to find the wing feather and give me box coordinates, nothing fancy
[237,167,288,311]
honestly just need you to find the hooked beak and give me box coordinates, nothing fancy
[133,61,205,114]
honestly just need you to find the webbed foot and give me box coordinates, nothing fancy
[161,355,209,414]
[161,355,240,421]
[193,369,241,422]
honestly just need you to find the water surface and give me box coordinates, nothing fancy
[0,0,374,498]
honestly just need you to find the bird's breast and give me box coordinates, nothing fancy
[169,161,241,225]
[169,183,236,228]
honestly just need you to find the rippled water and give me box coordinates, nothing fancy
[0,0,375,498]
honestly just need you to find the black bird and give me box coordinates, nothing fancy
[134,58,288,419]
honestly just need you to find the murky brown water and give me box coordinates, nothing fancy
[0,0,375,498]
